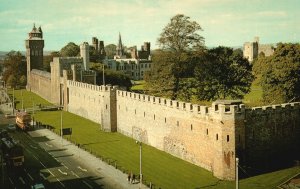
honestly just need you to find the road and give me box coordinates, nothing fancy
[1,114,147,189]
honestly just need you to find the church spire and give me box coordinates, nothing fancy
[116,32,124,57]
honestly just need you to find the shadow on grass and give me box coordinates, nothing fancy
[32,136,52,142]
[47,148,68,152]
[53,154,74,158]
[82,139,120,146]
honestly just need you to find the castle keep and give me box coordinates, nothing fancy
[26,26,300,181]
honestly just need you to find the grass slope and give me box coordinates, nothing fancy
[8,89,299,189]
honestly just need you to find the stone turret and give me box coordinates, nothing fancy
[25,23,44,90]
[80,42,90,70]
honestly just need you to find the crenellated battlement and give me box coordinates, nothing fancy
[81,70,96,75]
[68,80,117,92]
[247,102,300,115]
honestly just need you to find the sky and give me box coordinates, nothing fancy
[0,0,299,51]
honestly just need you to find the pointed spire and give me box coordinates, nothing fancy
[33,23,36,30]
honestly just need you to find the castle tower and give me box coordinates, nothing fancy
[99,41,106,57]
[80,42,90,70]
[116,32,124,57]
[25,23,44,90]
[92,37,99,53]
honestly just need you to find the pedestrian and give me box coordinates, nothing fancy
[130,171,133,184]
[132,173,136,183]
[127,172,131,183]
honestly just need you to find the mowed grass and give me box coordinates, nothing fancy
[7,88,300,189]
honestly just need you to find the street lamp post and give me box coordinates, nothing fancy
[60,107,63,146]
[21,90,24,110]
[12,88,14,115]
[136,141,142,188]
[236,158,239,189]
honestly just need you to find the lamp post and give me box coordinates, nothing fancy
[60,107,63,146]
[136,141,142,188]
[236,158,239,189]
[12,88,14,115]
[21,90,24,110]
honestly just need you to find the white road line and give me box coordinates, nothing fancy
[58,169,68,175]
[40,161,46,168]
[19,177,25,184]
[9,177,14,185]
[61,163,69,169]
[48,169,55,176]
[40,173,46,180]
[45,142,53,147]
[30,145,37,149]
[77,166,87,172]
[24,169,34,181]
[56,178,65,188]
[82,180,93,189]
[71,171,80,178]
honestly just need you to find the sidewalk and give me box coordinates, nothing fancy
[30,128,148,189]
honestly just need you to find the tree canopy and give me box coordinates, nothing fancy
[2,51,27,88]
[60,42,80,57]
[194,47,254,100]
[158,14,204,53]
[104,44,117,59]
[260,43,300,103]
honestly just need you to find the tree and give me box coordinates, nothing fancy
[90,63,132,89]
[2,51,27,87]
[60,42,80,57]
[104,44,117,59]
[146,14,205,99]
[158,14,204,52]
[194,47,254,101]
[261,43,300,103]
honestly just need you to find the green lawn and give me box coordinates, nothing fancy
[7,89,300,189]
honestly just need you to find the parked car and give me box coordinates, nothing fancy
[31,183,45,189]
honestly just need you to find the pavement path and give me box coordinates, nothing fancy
[28,128,149,189]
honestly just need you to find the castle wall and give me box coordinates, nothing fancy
[243,103,300,169]
[116,91,241,180]
[66,81,117,131]
[29,69,52,102]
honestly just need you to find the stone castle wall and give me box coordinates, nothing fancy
[242,103,300,169]
[30,69,52,102]
[116,90,243,180]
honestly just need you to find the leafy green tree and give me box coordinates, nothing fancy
[60,42,80,57]
[194,47,254,100]
[261,43,300,103]
[104,44,117,59]
[19,75,27,86]
[146,14,205,99]
[90,63,132,89]
[2,51,26,87]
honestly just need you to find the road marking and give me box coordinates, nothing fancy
[30,145,37,149]
[40,161,46,168]
[9,177,14,185]
[24,169,34,181]
[71,171,79,178]
[77,166,87,172]
[40,173,46,180]
[48,169,55,176]
[45,142,53,147]
[33,155,39,160]
[56,178,65,188]
[58,169,68,175]
[61,163,69,169]
[82,180,93,189]
[19,177,25,184]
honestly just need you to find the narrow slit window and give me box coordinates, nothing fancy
[216,134,218,140]
[227,135,229,142]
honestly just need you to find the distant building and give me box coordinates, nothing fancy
[90,37,106,62]
[104,33,152,80]
[243,37,275,62]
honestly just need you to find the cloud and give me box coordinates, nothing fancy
[256,11,287,17]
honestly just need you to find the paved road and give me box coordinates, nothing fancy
[28,128,148,189]
[1,113,148,189]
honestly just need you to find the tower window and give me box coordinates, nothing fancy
[206,129,208,135]
[154,114,155,120]
[216,134,218,140]
[191,124,193,131]
[227,135,229,142]
[144,112,145,117]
